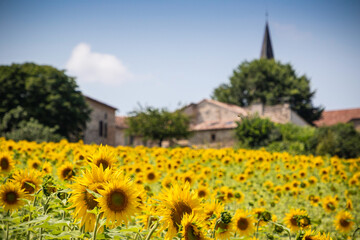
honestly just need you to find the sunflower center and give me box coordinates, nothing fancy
[22,181,35,194]
[170,201,192,230]
[184,177,192,183]
[198,190,206,198]
[237,217,249,230]
[1,157,9,170]
[84,191,98,210]
[5,191,18,204]
[340,218,350,227]
[290,217,298,227]
[62,168,74,180]
[32,163,39,169]
[108,190,128,212]
[185,225,199,240]
[97,159,109,169]
[147,173,155,180]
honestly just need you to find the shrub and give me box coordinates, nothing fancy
[235,114,280,148]
[309,123,360,158]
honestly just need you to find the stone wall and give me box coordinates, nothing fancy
[195,101,241,124]
[84,99,116,146]
[189,129,236,147]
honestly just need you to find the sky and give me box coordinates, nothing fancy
[1,0,359,116]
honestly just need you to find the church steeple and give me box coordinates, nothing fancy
[260,21,274,59]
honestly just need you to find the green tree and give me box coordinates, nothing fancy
[126,107,191,146]
[309,123,360,158]
[235,114,280,148]
[0,63,91,140]
[212,59,323,124]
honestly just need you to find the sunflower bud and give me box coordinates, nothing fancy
[220,211,232,224]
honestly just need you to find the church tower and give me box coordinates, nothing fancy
[260,22,274,59]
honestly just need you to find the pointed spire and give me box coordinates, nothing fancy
[260,21,274,59]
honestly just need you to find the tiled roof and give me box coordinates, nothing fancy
[116,116,128,129]
[314,108,360,126]
[190,120,238,131]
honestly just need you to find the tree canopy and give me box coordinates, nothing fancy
[212,59,323,124]
[126,107,191,146]
[0,63,91,140]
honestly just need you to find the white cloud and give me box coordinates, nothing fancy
[66,43,133,85]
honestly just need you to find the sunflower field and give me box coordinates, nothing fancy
[0,137,359,240]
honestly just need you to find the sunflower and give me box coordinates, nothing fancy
[322,196,338,213]
[68,165,113,231]
[0,181,26,211]
[334,211,354,233]
[203,200,224,222]
[58,162,76,181]
[215,212,234,240]
[28,158,42,170]
[232,209,256,237]
[193,187,208,200]
[301,229,322,240]
[11,169,42,197]
[41,162,53,175]
[179,213,210,240]
[96,175,140,226]
[144,169,159,183]
[0,152,15,173]
[157,182,203,240]
[88,145,117,170]
[283,209,308,232]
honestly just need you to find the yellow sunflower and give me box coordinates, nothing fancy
[232,209,256,237]
[57,162,76,181]
[41,162,53,175]
[0,152,15,174]
[144,169,159,183]
[11,169,42,197]
[334,211,354,233]
[88,145,117,170]
[28,158,42,171]
[322,196,338,213]
[196,186,210,199]
[283,209,308,232]
[157,182,203,240]
[301,229,322,240]
[96,175,140,226]
[0,181,26,211]
[180,212,210,240]
[214,212,234,240]
[68,165,113,231]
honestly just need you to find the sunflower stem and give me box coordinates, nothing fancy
[92,212,102,240]
[5,220,9,240]
[270,221,291,240]
[212,218,221,239]
[145,221,158,240]
[353,227,360,240]
[255,219,261,239]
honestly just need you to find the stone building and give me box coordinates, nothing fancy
[181,99,308,147]
[314,108,360,131]
[83,96,117,146]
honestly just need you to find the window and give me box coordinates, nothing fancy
[129,135,134,145]
[104,123,108,138]
[211,133,216,142]
[104,113,107,119]
[99,121,103,137]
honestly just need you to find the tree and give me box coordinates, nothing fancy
[309,123,360,158]
[212,59,323,124]
[235,114,280,148]
[0,63,91,140]
[126,107,191,146]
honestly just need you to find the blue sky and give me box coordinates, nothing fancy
[1,0,359,115]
